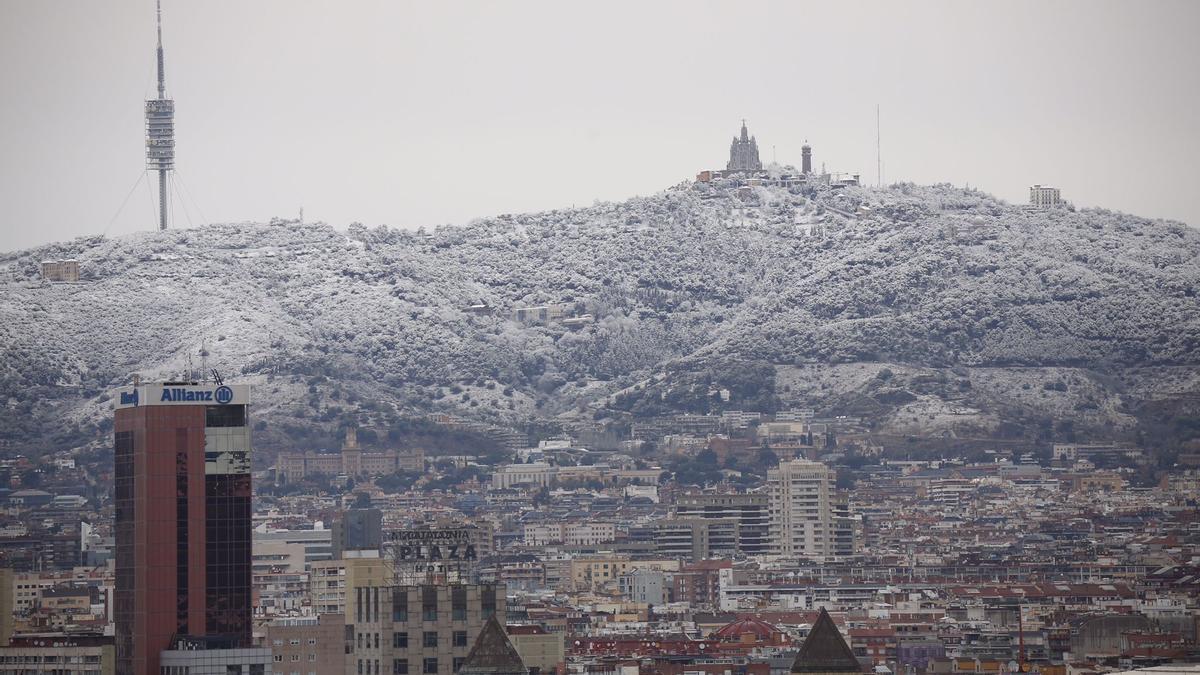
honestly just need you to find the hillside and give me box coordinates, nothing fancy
[1,180,1198,461]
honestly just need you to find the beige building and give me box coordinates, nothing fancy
[0,634,114,675]
[40,259,80,282]
[308,555,389,616]
[491,463,556,490]
[507,624,564,675]
[266,614,346,675]
[276,428,424,483]
[522,522,615,547]
[345,580,506,675]
[768,459,854,560]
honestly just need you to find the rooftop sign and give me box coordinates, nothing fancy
[114,383,250,409]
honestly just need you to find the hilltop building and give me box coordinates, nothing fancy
[727,120,763,172]
[1030,184,1062,208]
[40,259,80,282]
[275,427,424,483]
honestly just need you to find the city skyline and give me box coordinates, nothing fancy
[2,0,1200,251]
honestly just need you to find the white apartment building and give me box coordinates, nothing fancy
[491,463,556,490]
[768,459,853,560]
[1030,184,1062,208]
[523,522,616,547]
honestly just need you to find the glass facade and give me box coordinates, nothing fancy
[113,387,252,675]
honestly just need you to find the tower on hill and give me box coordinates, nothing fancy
[791,607,863,674]
[727,120,763,172]
[145,0,175,230]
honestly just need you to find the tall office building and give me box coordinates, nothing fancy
[767,459,854,560]
[114,381,252,675]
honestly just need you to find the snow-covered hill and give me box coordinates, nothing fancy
[2,181,1197,457]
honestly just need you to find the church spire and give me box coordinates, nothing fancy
[727,120,762,172]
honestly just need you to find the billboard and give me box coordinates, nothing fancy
[390,528,477,562]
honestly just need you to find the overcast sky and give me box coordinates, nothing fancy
[2,0,1198,251]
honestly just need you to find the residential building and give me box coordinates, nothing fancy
[0,633,114,675]
[265,614,345,675]
[768,459,848,560]
[674,492,770,555]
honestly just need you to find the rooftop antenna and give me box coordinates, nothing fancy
[876,104,881,188]
[199,339,209,382]
[146,0,175,231]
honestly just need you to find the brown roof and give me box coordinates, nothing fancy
[790,608,862,673]
[460,615,528,675]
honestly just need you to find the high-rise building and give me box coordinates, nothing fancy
[727,120,763,172]
[767,459,853,560]
[114,382,253,675]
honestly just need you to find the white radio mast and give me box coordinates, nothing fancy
[876,104,881,188]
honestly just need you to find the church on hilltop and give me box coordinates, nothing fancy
[727,120,763,171]
[696,120,860,188]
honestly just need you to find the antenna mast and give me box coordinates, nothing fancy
[876,104,881,188]
[146,0,175,231]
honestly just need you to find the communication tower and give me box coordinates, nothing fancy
[145,0,175,230]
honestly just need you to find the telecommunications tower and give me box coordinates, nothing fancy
[145,0,174,230]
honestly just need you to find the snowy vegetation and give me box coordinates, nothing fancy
[1,181,1197,456]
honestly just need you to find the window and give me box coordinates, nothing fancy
[453,658,465,673]
[423,631,438,648]
[393,589,409,622]
[451,587,467,621]
[422,587,438,621]
[481,585,496,619]
[453,631,467,647]
[393,632,408,649]
[423,658,438,674]
[206,404,247,427]
[393,659,409,675]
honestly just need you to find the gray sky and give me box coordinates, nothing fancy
[2,0,1198,251]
